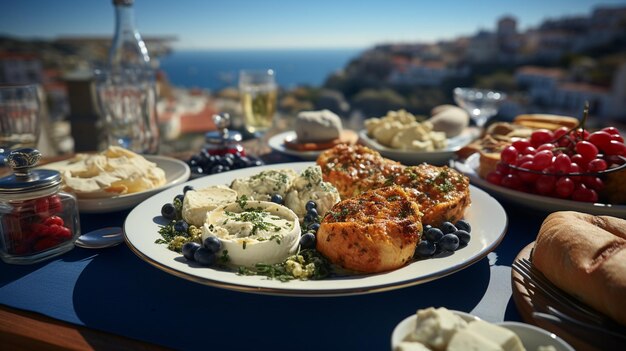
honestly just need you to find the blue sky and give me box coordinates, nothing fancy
[1,0,625,49]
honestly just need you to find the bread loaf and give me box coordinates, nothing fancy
[513,114,579,130]
[532,211,626,326]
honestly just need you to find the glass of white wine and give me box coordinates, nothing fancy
[239,69,277,138]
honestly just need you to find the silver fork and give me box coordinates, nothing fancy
[512,258,611,325]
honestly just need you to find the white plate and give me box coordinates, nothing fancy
[391,311,574,351]
[124,162,507,296]
[453,153,626,218]
[358,128,479,166]
[268,131,322,160]
[42,155,190,213]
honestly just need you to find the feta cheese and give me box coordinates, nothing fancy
[464,320,525,351]
[182,185,238,226]
[406,307,468,350]
[284,166,340,219]
[294,109,342,142]
[230,169,297,201]
[394,341,432,351]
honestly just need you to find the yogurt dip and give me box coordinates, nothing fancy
[202,200,301,266]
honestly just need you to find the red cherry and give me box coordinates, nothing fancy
[530,129,554,147]
[500,146,519,165]
[501,174,523,190]
[602,126,621,136]
[587,158,607,173]
[611,134,625,143]
[533,150,554,170]
[512,139,532,152]
[604,140,626,156]
[555,177,575,198]
[34,198,49,216]
[570,154,585,169]
[583,176,604,191]
[535,175,556,195]
[54,226,72,240]
[522,146,537,155]
[553,154,572,173]
[587,131,612,152]
[30,223,50,238]
[33,237,61,252]
[575,141,599,161]
[572,186,598,203]
[43,216,64,227]
[536,143,556,152]
[48,195,62,214]
[486,171,503,185]
[518,162,539,182]
[553,127,569,140]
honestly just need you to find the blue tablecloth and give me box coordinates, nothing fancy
[0,184,546,350]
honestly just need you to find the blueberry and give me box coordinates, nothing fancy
[304,213,317,224]
[415,240,437,257]
[439,233,460,251]
[252,160,264,167]
[183,185,195,194]
[455,220,471,233]
[271,194,284,204]
[441,221,457,234]
[299,233,316,249]
[425,227,444,242]
[305,201,317,211]
[161,203,177,220]
[194,247,217,266]
[210,165,225,174]
[203,236,222,253]
[455,230,471,245]
[174,220,189,233]
[174,194,185,203]
[182,242,201,261]
[423,224,432,233]
[193,166,204,174]
[308,223,320,232]
[306,207,318,218]
[219,157,234,168]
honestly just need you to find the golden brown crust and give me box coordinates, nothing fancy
[513,114,579,130]
[317,145,471,226]
[532,211,626,326]
[316,186,422,273]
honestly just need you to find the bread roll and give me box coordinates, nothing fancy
[513,114,579,130]
[532,211,626,326]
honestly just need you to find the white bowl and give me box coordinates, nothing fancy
[499,322,575,351]
[391,312,575,351]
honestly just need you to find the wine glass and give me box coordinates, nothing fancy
[239,69,277,137]
[453,87,506,128]
[0,84,41,164]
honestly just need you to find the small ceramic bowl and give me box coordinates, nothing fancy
[391,311,575,351]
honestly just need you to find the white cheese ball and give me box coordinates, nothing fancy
[230,169,297,201]
[284,166,341,220]
[201,201,300,266]
[294,109,343,142]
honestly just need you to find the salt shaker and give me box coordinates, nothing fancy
[0,148,81,264]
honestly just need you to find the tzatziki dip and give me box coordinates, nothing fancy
[202,200,300,266]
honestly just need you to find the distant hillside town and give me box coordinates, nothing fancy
[0,5,625,155]
[324,5,626,122]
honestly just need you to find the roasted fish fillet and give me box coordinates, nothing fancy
[317,144,470,225]
[316,186,422,273]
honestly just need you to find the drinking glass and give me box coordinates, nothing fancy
[239,69,277,136]
[0,84,41,163]
[453,87,506,128]
[94,68,159,154]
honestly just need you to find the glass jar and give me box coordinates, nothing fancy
[0,148,80,264]
[204,114,245,156]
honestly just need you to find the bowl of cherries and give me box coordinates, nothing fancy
[486,123,626,203]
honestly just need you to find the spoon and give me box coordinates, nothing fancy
[75,227,124,249]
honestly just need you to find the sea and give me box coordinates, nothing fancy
[158,48,363,91]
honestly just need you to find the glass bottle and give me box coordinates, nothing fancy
[108,0,150,68]
[104,0,160,154]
